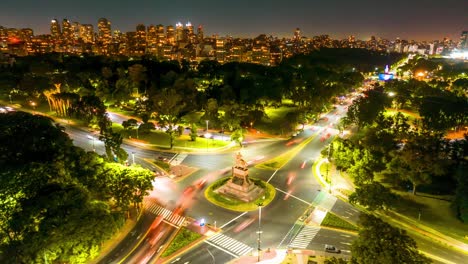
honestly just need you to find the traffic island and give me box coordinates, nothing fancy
[204,152,275,211]
[204,177,275,211]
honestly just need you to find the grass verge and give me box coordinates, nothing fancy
[161,228,202,258]
[321,212,359,231]
[204,177,276,211]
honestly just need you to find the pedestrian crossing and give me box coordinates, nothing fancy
[289,225,321,249]
[170,153,187,165]
[205,233,253,257]
[320,193,337,211]
[145,203,185,227]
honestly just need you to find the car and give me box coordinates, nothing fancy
[325,245,341,253]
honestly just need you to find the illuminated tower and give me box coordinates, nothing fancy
[186,22,194,43]
[61,19,72,43]
[147,24,157,53]
[71,22,81,40]
[97,18,112,54]
[135,24,147,55]
[294,27,300,42]
[98,18,111,44]
[156,24,165,45]
[216,37,226,63]
[166,25,175,45]
[175,22,184,42]
[197,25,204,42]
[80,24,94,43]
[50,19,61,40]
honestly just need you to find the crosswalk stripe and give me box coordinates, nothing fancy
[289,226,321,249]
[206,233,253,256]
[145,204,185,227]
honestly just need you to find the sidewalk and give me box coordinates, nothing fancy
[314,157,468,255]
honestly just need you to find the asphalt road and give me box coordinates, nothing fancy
[6,101,464,264]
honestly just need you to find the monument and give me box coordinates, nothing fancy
[216,152,264,202]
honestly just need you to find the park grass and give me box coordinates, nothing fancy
[256,133,316,170]
[160,228,202,258]
[392,191,468,243]
[255,106,298,135]
[204,177,276,212]
[384,108,421,124]
[321,212,359,232]
[125,130,230,149]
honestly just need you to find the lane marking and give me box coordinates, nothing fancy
[220,212,248,229]
[204,240,239,258]
[275,188,311,205]
[267,169,279,183]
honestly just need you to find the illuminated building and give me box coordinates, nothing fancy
[50,19,61,40]
[156,24,165,45]
[166,25,175,45]
[61,19,72,43]
[135,24,147,55]
[71,22,80,41]
[175,22,185,42]
[147,24,158,54]
[79,24,94,43]
[197,25,204,42]
[216,38,226,62]
[97,18,112,54]
[186,22,195,43]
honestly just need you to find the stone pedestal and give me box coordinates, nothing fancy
[217,165,264,202]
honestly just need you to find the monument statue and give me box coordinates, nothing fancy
[216,151,264,202]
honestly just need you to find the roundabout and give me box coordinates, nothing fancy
[204,176,276,212]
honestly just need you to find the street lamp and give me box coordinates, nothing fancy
[132,152,136,165]
[257,196,265,262]
[205,120,209,132]
[8,94,12,104]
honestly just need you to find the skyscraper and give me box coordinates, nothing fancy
[175,22,184,42]
[197,25,204,42]
[135,24,147,55]
[166,25,175,45]
[61,19,72,43]
[50,19,61,40]
[156,24,165,45]
[97,18,112,54]
[80,24,94,43]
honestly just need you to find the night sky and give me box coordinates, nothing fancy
[1,0,466,40]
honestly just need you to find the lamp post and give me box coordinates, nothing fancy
[132,152,136,165]
[205,120,209,132]
[257,196,265,262]
[8,94,12,104]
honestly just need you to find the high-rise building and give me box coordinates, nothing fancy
[216,38,226,62]
[50,19,61,40]
[166,25,175,45]
[175,22,184,42]
[135,24,147,55]
[61,19,72,43]
[156,24,165,45]
[80,24,94,43]
[197,25,204,42]
[71,22,80,41]
[97,18,112,54]
[147,24,157,54]
[186,22,195,43]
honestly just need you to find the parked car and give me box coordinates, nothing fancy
[325,245,341,253]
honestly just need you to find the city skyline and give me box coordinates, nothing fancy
[1,0,466,41]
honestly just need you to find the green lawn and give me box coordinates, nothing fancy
[384,108,421,124]
[255,106,298,135]
[161,228,202,258]
[321,212,359,231]
[393,191,468,242]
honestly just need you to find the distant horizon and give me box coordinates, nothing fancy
[0,0,466,42]
[0,19,463,42]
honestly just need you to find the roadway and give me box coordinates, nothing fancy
[5,101,463,264]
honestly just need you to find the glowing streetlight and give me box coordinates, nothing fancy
[388,92,396,97]
[132,152,136,165]
[87,135,95,152]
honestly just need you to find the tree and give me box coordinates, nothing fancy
[190,123,198,141]
[151,88,185,148]
[230,128,245,147]
[99,128,128,163]
[325,257,349,264]
[349,182,398,211]
[346,86,391,129]
[453,163,468,222]
[351,214,430,264]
